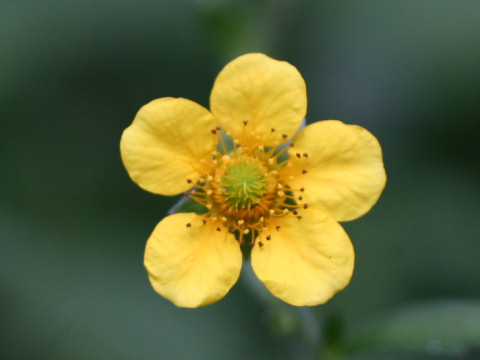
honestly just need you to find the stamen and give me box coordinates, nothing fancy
[186,223,192,227]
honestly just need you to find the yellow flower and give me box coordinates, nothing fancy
[120,53,386,308]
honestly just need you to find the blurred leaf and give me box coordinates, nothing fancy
[345,300,480,356]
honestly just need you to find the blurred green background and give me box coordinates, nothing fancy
[2,0,479,359]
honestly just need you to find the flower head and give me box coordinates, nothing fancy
[120,53,386,308]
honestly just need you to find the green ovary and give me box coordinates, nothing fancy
[220,161,268,209]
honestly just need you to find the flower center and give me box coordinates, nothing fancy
[183,123,309,247]
[220,160,268,210]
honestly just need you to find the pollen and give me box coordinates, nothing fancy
[183,129,307,246]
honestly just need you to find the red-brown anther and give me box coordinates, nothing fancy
[211,129,217,135]
[187,179,193,184]
[298,196,303,201]
[258,241,264,247]
[186,223,192,227]
[302,169,308,174]
[266,235,271,240]
[202,219,207,225]
[292,210,298,215]
[282,133,288,138]
[297,216,302,220]
[289,143,295,147]
[303,152,308,158]
[276,225,281,231]
[243,120,248,126]
[296,153,301,158]
[303,204,308,209]
[216,227,221,232]
[300,187,305,192]
[271,128,276,132]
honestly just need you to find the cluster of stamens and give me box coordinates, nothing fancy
[184,121,309,247]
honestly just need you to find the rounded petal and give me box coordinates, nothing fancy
[120,98,217,195]
[288,120,386,221]
[144,213,242,308]
[210,53,307,147]
[251,208,354,306]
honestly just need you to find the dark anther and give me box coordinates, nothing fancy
[271,128,276,132]
[289,143,295,147]
[211,129,217,135]
[266,235,271,241]
[216,227,221,232]
[302,169,308,174]
[297,216,302,220]
[276,225,281,231]
[292,210,298,215]
[296,153,301,158]
[300,187,305,192]
[202,219,207,225]
[187,179,193,183]
[282,133,288,138]
[186,223,192,227]
[303,204,308,209]
[298,196,303,201]
[216,125,221,131]
[258,241,264,247]
[243,120,248,126]
[303,152,309,158]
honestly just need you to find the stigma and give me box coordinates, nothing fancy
[185,122,308,245]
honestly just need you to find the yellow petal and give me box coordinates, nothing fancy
[120,98,217,195]
[251,208,354,306]
[144,213,242,308]
[210,53,307,147]
[288,120,386,221]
